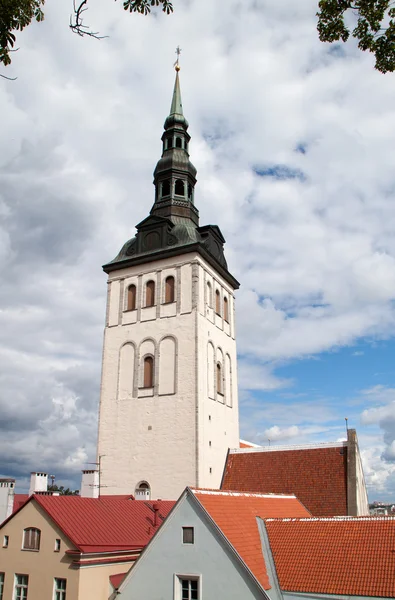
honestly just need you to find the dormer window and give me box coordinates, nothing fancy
[23,528,40,551]
[175,179,185,196]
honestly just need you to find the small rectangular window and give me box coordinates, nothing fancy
[180,578,199,600]
[0,572,4,600]
[54,577,67,600]
[14,574,28,600]
[54,539,61,552]
[182,527,194,544]
[2,536,8,548]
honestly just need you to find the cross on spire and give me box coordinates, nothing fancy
[174,45,181,71]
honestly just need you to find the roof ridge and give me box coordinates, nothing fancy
[230,441,347,454]
[191,489,297,499]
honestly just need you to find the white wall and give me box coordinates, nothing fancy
[117,493,266,600]
[97,251,239,500]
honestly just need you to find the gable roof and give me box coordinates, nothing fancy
[191,489,310,590]
[222,443,348,516]
[1,494,175,553]
[264,517,395,598]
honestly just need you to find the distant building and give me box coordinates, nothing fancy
[222,428,369,516]
[0,493,174,600]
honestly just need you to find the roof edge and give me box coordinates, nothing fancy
[230,441,347,454]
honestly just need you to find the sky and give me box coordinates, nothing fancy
[1,0,395,501]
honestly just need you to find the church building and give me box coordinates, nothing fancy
[97,67,240,500]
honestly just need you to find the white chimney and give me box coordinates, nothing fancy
[81,470,99,498]
[29,472,48,496]
[0,479,15,523]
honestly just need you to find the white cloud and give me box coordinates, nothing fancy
[1,0,395,494]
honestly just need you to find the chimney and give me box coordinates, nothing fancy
[0,479,15,523]
[153,502,160,527]
[29,472,48,496]
[80,470,99,498]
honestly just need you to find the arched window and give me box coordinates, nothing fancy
[146,280,155,307]
[162,179,171,197]
[166,137,173,149]
[135,481,151,500]
[165,276,175,303]
[143,356,154,388]
[223,296,229,322]
[215,289,221,315]
[188,183,193,200]
[175,179,185,196]
[207,281,212,307]
[127,284,136,311]
[217,363,223,395]
[23,527,41,551]
[175,137,182,148]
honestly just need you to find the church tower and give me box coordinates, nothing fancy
[97,67,240,500]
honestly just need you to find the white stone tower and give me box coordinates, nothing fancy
[97,67,240,500]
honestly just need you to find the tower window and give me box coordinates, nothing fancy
[175,179,185,196]
[135,481,151,499]
[127,284,136,311]
[162,179,171,197]
[146,280,155,307]
[217,362,223,395]
[166,137,173,149]
[223,297,229,322]
[215,289,221,315]
[188,183,193,199]
[207,281,212,307]
[165,276,175,303]
[143,356,154,388]
[175,137,182,148]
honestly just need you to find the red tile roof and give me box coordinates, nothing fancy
[192,489,310,590]
[222,444,348,516]
[265,517,395,598]
[110,572,127,590]
[1,494,175,553]
[13,494,28,512]
[239,440,260,449]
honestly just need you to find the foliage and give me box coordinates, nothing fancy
[48,484,79,495]
[121,0,173,15]
[0,0,45,67]
[317,0,395,72]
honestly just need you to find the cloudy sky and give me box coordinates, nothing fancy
[1,0,395,500]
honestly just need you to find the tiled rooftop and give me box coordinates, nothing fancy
[222,445,348,516]
[1,494,175,553]
[191,489,310,590]
[265,517,395,597]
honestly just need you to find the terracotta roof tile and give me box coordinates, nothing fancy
[265,517,395,597]
[222,446,348,516]
[192,489,310,590]
[110,572,127,589]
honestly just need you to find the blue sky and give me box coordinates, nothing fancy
[1,0,395,500]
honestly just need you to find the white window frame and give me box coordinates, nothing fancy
[174,574,201,600]
[14,574,28,600]
[0,572,4,600]
[53,577,67,600]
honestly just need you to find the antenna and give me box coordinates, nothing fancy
[86,455,106,499]
[345,417,348,432]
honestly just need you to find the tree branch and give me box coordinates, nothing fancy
[70,0,108,39]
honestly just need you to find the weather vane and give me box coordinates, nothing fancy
[174,45,181,71]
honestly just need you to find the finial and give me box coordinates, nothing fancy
[174,45,181,71]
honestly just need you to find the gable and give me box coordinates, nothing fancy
[118,493,266,600]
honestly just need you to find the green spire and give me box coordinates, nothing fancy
[164,67,189,130]
[169,70,183,117]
